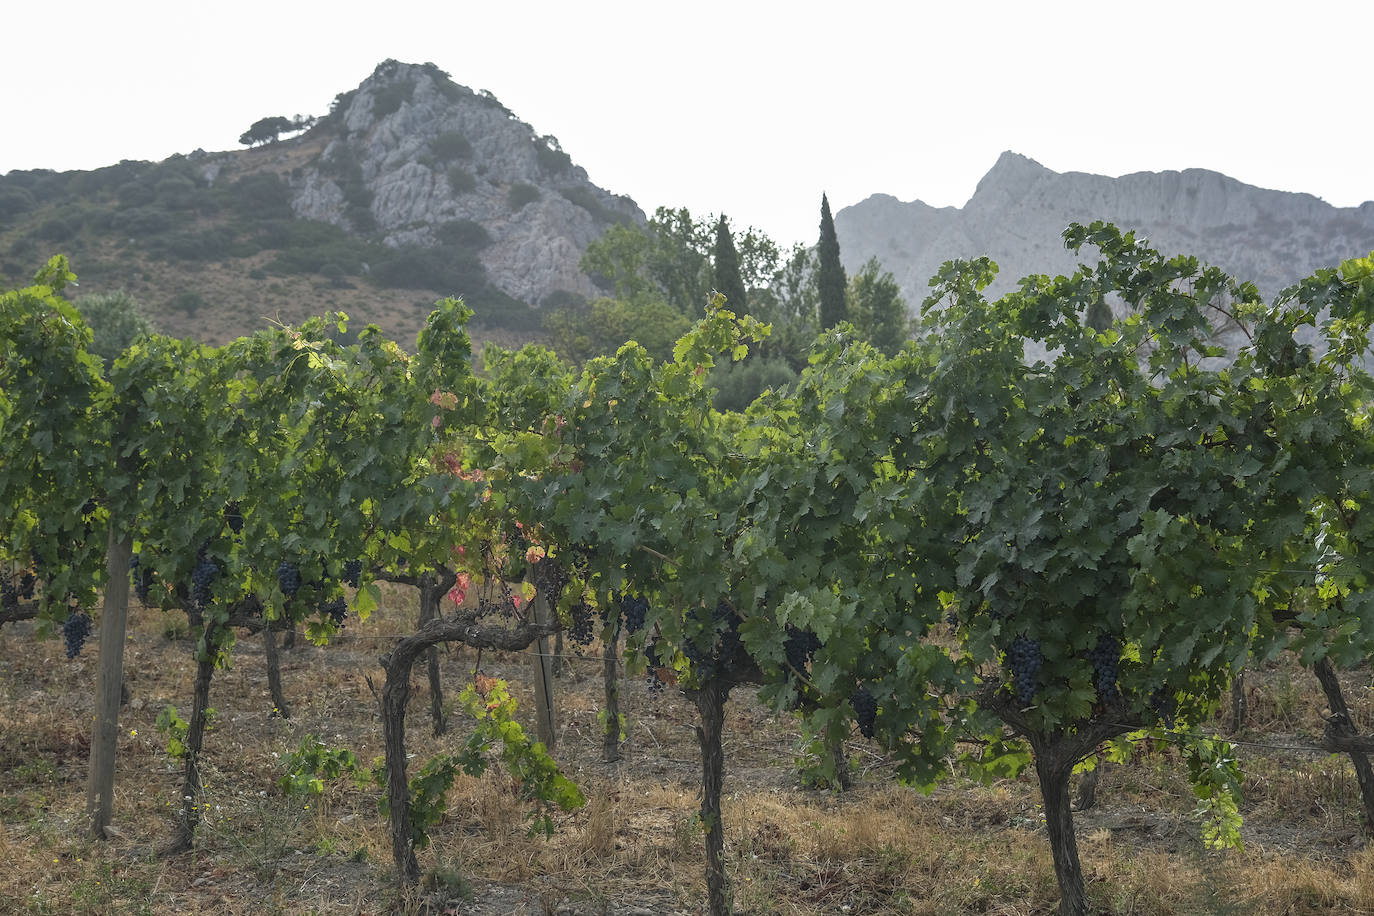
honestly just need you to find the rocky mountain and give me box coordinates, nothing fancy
[836,151,1374,309]
[0,60,642,347]
[289,60,642,305]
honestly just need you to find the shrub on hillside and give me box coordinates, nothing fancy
[431,132,473,161]
[447,167,477,195]
[508,182,540,210]
[435,219,491,249]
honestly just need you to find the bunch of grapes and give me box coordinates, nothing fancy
[644,641,668,692]
[681,601,742,680]
[618,593,649,635]
[223,502,243,536]
[782,626,821,680]
[536,559,570,607]
[1,578,17,614]
[1086,634,1121,703]
[319,595,347,627]
[1006,636,1043,705]
[130,554,154,605]
[342,559,363,588]
[277,561,302,597]
[63,612,93,658]
[191,553,219,609]
[850,687,879,739]
[18,571,35,600]
[567,601,598,646]
[1149,687,1177,728]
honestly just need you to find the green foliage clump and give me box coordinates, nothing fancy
[846,256,909,355]
[430,131,473,161]
[559,186,632,227]
[542,295,691,365]
[446,167,477,195]
[167,291,205,316]
[0,186,37,224]
[227,172,293,220]
[371,244,486,294]
[261,219,379,277]
[75,290,152,368]
[36,215,80,243]
[111,206,172,237]
[435,219,491,249]
[508,182,540,210]
[370,79,416,119]
[708,356,797,412]
[534,136,573,176]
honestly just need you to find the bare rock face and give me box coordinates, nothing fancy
[290,60,642,306]
[837,151,1374,310]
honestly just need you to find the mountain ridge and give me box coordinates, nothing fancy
[837,151,1374,309]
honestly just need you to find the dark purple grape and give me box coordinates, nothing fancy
[1006,636,1042,705]
[320,596,347,627]
[277,561,302,597]
[1086,634,1121,703]
[783,626,820,678]
[63,612,93,658]
[191,555,218,608]
[342,559,363,588]
[851,687,878,739]
[131,554,154,605]
[568,602,596,646]
[618,593,649,635]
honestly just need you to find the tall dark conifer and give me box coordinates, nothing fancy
[816,194,847,330]
[711,215,748,317]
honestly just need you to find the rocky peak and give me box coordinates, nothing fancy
[966,151,1052,212]
[290,60,643,306]
[836,152,1374,310]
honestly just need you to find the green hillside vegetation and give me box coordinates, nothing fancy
[0,134,532,348]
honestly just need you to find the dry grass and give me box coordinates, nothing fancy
[4,600,1374,915]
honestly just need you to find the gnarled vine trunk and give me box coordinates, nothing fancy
[1028,736,1089,916]
[602,623,621,762]
[692,678,732,916]
[1314,656,1374,832]
[378,612,558,885]
[262,622,291,719]
[163,617,220,855]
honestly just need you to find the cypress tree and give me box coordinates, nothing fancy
[816,194,847,330]
[711,215,748,317]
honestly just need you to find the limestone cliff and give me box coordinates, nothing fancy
[836,151,1374,309]
[290,60,643,306]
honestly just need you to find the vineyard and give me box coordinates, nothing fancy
[4,224,1374,915]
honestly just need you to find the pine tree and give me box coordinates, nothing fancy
[711,215,749,317]
[816,194,848,330]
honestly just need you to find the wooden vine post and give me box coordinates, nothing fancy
[529,576,557,749]
[86,526,132,839]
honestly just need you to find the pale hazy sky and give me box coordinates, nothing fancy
[4,1,1370,248]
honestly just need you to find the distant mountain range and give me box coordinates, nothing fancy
[3,60,1371,350]
[835,151,1374,310]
